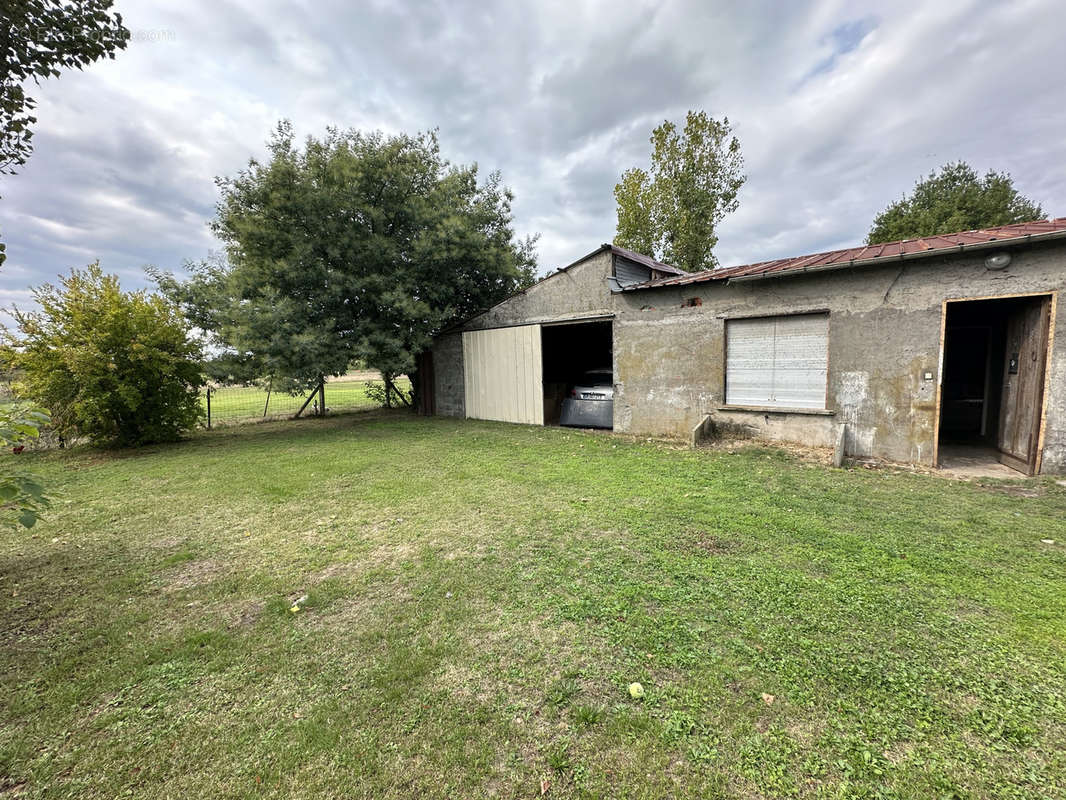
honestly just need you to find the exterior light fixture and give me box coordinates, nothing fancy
[984,251,1012,270]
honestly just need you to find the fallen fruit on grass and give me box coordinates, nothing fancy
[629,682,645,699]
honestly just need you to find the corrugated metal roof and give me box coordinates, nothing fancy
[622,217,1066,291]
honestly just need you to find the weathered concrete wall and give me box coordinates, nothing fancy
[432,239,1066,473]
[432,332,464,418]
[463,250,615,331]
[618,241,1066,472]
[703,408,840,448]
[1043,306,1066,473]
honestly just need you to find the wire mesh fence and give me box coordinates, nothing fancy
[202,373,411,428]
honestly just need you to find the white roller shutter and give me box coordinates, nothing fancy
[462,325,544,425]
[726,314,828,409]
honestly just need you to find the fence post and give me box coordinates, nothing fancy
[206,387,212,429]
[318,378,326,416]
[263,379,272,417]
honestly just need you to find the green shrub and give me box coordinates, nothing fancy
[0,404,50,527]
[363,376,412,408]
[4,263,204,446]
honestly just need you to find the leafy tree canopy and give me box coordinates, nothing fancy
[867,161,1044,244]
[154,122,538,397]
[3,263,204,446]
[614,111,745,272]
[1,0,129,264]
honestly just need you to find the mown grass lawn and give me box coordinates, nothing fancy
[2,413,1064,799]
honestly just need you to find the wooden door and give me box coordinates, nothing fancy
[997,296,1051,474]
[416,350,435,416]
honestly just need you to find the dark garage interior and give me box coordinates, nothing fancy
[939,294,1051,474]
[940,299,1007,446]
[541,320,613,426]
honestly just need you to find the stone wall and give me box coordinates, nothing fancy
[431,332,465,418]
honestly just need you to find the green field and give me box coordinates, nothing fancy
[203,377,411,425]
[2,414,1065,798]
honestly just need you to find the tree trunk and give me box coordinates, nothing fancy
[409,366,421,413]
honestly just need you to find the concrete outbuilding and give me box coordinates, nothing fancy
[429,220,1066,475]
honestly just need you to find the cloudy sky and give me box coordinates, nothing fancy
[3,0,1065,322]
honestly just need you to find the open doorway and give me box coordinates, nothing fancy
[938,294,1052,475]
[541,319,613,428]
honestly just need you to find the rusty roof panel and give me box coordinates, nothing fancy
[622,217,1066,291]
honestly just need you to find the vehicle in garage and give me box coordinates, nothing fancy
[560,368,614,429]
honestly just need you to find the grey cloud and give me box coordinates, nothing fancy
[1,0,1064,313]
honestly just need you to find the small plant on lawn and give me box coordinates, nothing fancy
[546,676,581,708]
[573,704,604,727]
[4,263,204,446]
[545,740,571,773]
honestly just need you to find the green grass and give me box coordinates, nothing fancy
[2,414,1065,798]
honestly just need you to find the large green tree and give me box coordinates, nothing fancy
[867,162,1044,244]
[1,0,129,264]
[614,111,745,272]
[155,122,537,404]
[4,263,204,446]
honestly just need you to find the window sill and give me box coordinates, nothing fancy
[717,405,835,417]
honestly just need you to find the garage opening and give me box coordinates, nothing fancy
[541,320,613,429]
[938,295,1052,475]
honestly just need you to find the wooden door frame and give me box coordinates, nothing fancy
[932,290,1058,473]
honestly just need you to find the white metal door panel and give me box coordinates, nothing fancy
[462,325,544,425]
[725,316,776,406]
[772,314,828,408]
[726,314,828,408]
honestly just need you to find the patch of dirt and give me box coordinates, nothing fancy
[0,781,28,797]
[235,600,265,628]
[882,741,915,766]
[972,481,1043,498]
[608,431,692,450]
[308,577,415,631]
[363,539,420,567]
[312,563,365,582]
[846,455,1045,491]
[159,559,226,593]
[699,437,835,466]
[145,535,184,552]
[690,531,742,555]
[785,719,824,747]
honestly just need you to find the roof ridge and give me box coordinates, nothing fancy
[606,244,686,275]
